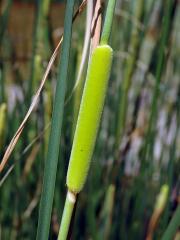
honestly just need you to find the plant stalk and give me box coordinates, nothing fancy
[58,191,76,240]
[100,0,116,45]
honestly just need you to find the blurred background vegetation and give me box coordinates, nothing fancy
[0,0,179,239]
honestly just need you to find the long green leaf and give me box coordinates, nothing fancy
[36,1,75,239]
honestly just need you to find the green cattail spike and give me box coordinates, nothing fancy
[67,44,113,193]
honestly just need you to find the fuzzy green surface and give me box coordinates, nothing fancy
[67,45,113,193]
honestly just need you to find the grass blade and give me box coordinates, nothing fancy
[36,1,75,239]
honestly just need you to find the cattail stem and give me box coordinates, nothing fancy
[58,191,76,240]
[100,0,116,45]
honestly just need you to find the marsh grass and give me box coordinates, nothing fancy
[36,1,75,239]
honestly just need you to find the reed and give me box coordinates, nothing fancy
[36,1,75,239]
[58,1,116,239]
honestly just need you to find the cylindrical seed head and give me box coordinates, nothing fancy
[67,45,113,193]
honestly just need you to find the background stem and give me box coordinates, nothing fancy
[161,205,180,240]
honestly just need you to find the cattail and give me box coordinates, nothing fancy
[67,44,113,193]
[58,1,116,239]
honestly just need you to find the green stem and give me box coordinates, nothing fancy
[36,1,75,239]
[161,205,180,240]
[58,191,76,240]
[100,0,116,45]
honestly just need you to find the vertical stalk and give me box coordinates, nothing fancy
[58,191,76,240]
[36,1,75,239]
[100,0,116,45]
